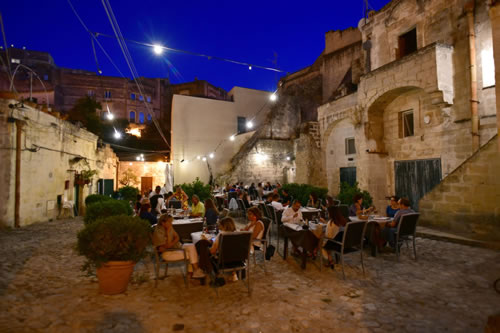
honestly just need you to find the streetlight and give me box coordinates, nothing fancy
[246,121,253,129]
[229,135,235,141]
[106,113,114,120]
[270,93,277,102]
[209,153,215,159]
[114,130,121,139]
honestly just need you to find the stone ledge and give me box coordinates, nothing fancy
[416,226,500,251]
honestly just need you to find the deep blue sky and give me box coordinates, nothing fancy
[2,0,390,92]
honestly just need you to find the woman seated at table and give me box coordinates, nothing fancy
[242,207,265,251]
[307,192,321,209]
[239,191,251,209]
[138,200,157,225]
[209,217,237,254]
[349,194,374,220]
[173,186,189,209]
[386,195,400,218]
[204,198,219,228]
[153,214,205,278]
[321,206,347,268]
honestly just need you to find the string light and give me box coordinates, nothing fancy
[196,156,201,160]
[114,130,121,139]
[270,93,277,102]
[286,156,291,161]
[209,153,214,159]
[202,157,207,161]
[229,135,235,141]
[153,44,164,55]
[248,65,252,70]
[106,113,114,120]
[246,121,253,129]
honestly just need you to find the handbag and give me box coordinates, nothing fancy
[265,244,276,260]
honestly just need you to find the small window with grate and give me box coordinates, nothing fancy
[237,116,246,134]
[104,90,111,99]
[345,137,356,155]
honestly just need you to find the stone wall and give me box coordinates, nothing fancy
[419,135,500,242]
[221,139,295,185]
[117,161,167,192]
[0,99,118,227]
[294,122,326,188]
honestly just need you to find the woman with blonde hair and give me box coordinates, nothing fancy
[153,214,205,278]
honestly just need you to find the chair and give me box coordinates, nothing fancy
[332,199,341,206]
[215,196,225,211]
[168,200,182,209]
[252,217,272,272]
[151,226,189,288]
[213,231,252,295]
[394,213,420,261]
[269,207,284,254]
[339,204,350,220]
[321,220,367,279]
[219,208,230,219]
[228,192,238,202]
[237,199,247,217]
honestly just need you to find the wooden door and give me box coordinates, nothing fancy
[141,177,153,196]
[394,159,441,211]
[340,167,357,187]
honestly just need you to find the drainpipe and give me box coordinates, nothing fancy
[14,120,23,228]
[465,1,480,152]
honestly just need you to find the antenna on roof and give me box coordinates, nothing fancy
[363,0,375,19]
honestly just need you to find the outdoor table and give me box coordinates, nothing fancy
[251,200,265,206]
[190,231,217,245]
[172,218,204,242]
[282,222,324,269]
[349,216,393,257]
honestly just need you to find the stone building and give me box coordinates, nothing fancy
[0,99,119,228]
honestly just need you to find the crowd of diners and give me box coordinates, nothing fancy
[134,182,415,280]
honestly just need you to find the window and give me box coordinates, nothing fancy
[237,116,246,134]
[43,74,49,81]
[129,111,136,123]
[104,90,112,99]
[146,96,151,103]
[130,93,136,100]
[87,90,95,97]
[345,137,356,155]
[481,48,496,88]
[147,114,152,122]
[139,95,144,101]
[400,110,414,137]
[139,112,145,124]
[397,28,417,59]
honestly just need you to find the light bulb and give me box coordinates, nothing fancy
[248,65,252,70]
[202,157,207,161]
[229,135,235,141]
[270,93,277,102]
[136,156,140,161]
[153,44,164,55]
[114,131,121,139]
[209,153,214,159]
[106,113,114,120]
[246,121,253,129]
[286,156,291,161]
[196,156,201,160]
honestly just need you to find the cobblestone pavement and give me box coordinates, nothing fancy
[0,217,499,333]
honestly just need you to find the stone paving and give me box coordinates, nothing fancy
[0,217,499,333]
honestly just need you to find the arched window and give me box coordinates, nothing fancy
[147,114,152,122]
[139,112,145,124]
[129,111,136,123]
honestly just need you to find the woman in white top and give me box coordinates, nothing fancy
[242,207,265,250]
[321,206,348,269]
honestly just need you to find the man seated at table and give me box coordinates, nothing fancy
[281,189,291,207]
[282,200,303,224]
[270,193,285,211]
[381,197,414,248]
[190,195,205,218]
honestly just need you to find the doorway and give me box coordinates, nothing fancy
[141,177,153,196]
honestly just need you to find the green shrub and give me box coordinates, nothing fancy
[84,200,132,225]
[118,186,139,203]
[280,183,328,207]
[77,215,151,268]
[337,182,373,207]
[85,194,112,206]
[175,177,211,203]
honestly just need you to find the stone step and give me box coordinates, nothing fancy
[416,226,500,251]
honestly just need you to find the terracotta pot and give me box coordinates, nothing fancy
[96,261,135,295]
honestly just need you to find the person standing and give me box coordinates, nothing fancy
[150,186,163,215]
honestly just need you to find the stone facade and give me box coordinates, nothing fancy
[318,0,498,213]
[419,135,500,241]
[117,161,168,194]
[0,99,118,227]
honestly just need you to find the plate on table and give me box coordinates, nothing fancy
[373,217,390,221]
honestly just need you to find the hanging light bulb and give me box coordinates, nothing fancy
[153,44,164,55]
[246,121,253,129]
[248,65,252,70]
[270,93,277,102]
[196,156,201,160]
[209,153,214,159]
[114,130,121,139]
[136,156,140,161]
[202,157,207,161]
[286,156,291,161]
[229,135,235,141]
[106,112,114,120]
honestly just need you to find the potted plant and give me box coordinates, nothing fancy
[81,169,98,185]
[74,173,86,186]
[76,215,151,295]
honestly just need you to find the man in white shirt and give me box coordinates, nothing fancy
[270,194,285,211]
[282,200,303,224]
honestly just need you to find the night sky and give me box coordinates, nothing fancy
[2,0,390,92]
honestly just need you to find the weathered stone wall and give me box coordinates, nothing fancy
[117,161,167,191]
[490,0,500,150]
[221,139,295,185]
[419,136,500,242]
[294,122,325,188]
[0,99,118,227]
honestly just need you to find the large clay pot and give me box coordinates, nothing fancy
[96,261,135,295]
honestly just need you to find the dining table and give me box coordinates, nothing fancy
[282,222,325,269]
[300,207,322,220]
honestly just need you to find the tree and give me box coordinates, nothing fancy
[68,96,102,135]
[119,169,139,187]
